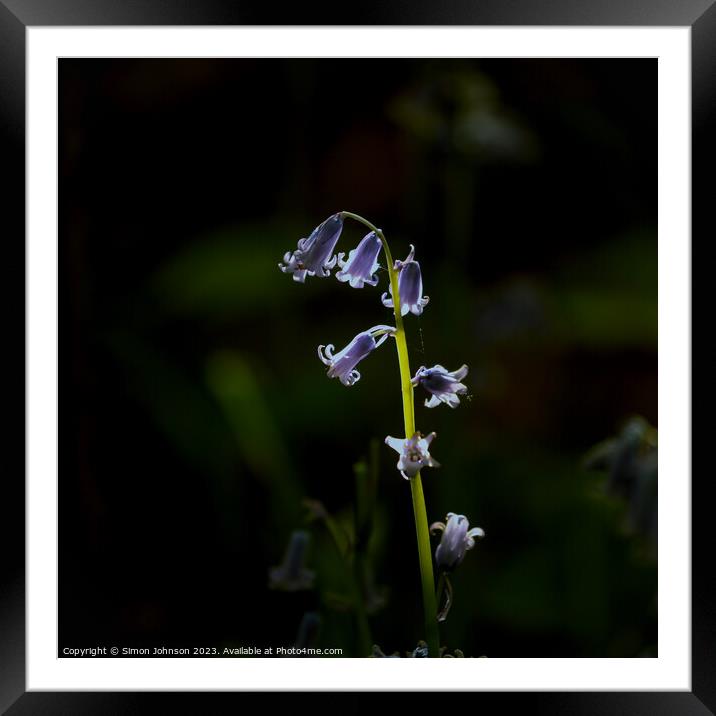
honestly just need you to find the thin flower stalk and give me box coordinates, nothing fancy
[340,211,440,657]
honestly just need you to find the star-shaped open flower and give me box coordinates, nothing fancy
[385,431,440,479]
[412,364,468,408]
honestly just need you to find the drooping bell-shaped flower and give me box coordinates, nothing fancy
[269,530,315,591]
[279,213,344,283]
[381,245,430,316]
[384,431,440,479]
[336,231,382,288]
[294,612,321,650]
[430,513,484,572]
[318,325,395,387]
[412,364,468,408]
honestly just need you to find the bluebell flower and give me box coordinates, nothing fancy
[269,530,315,591]
[279,213,344,283]
[294,612,321,650]
[412,364,468,408]
[336,231,382,288]
[385,431,440,479]
[381,245,430,316]
[318,325,395,387]
[430,513,484,572]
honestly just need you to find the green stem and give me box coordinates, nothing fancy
[340,211,440,657]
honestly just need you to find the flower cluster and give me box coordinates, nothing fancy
[279,212,469,422]
[279,212,484,652]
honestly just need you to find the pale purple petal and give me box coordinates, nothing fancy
[434,513,484,572]
[385,436,405,454]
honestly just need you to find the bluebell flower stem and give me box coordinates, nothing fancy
[341,211,440,657]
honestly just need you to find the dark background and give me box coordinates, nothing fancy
[59,58,657,658]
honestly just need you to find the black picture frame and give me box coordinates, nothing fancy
[2,1,710,711]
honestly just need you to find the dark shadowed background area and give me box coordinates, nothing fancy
[59,58,657,658]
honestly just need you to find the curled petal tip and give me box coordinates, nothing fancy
[381,292,394,308]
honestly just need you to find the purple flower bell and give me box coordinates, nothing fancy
[430,513,484,572]
[412,364,468,408]
[279,213,344,283]
[318,325,395,387]
[336,231,382,288]
[381,245,430,316]
[384,431,440,479]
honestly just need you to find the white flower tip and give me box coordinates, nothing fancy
[452,364,469,381]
